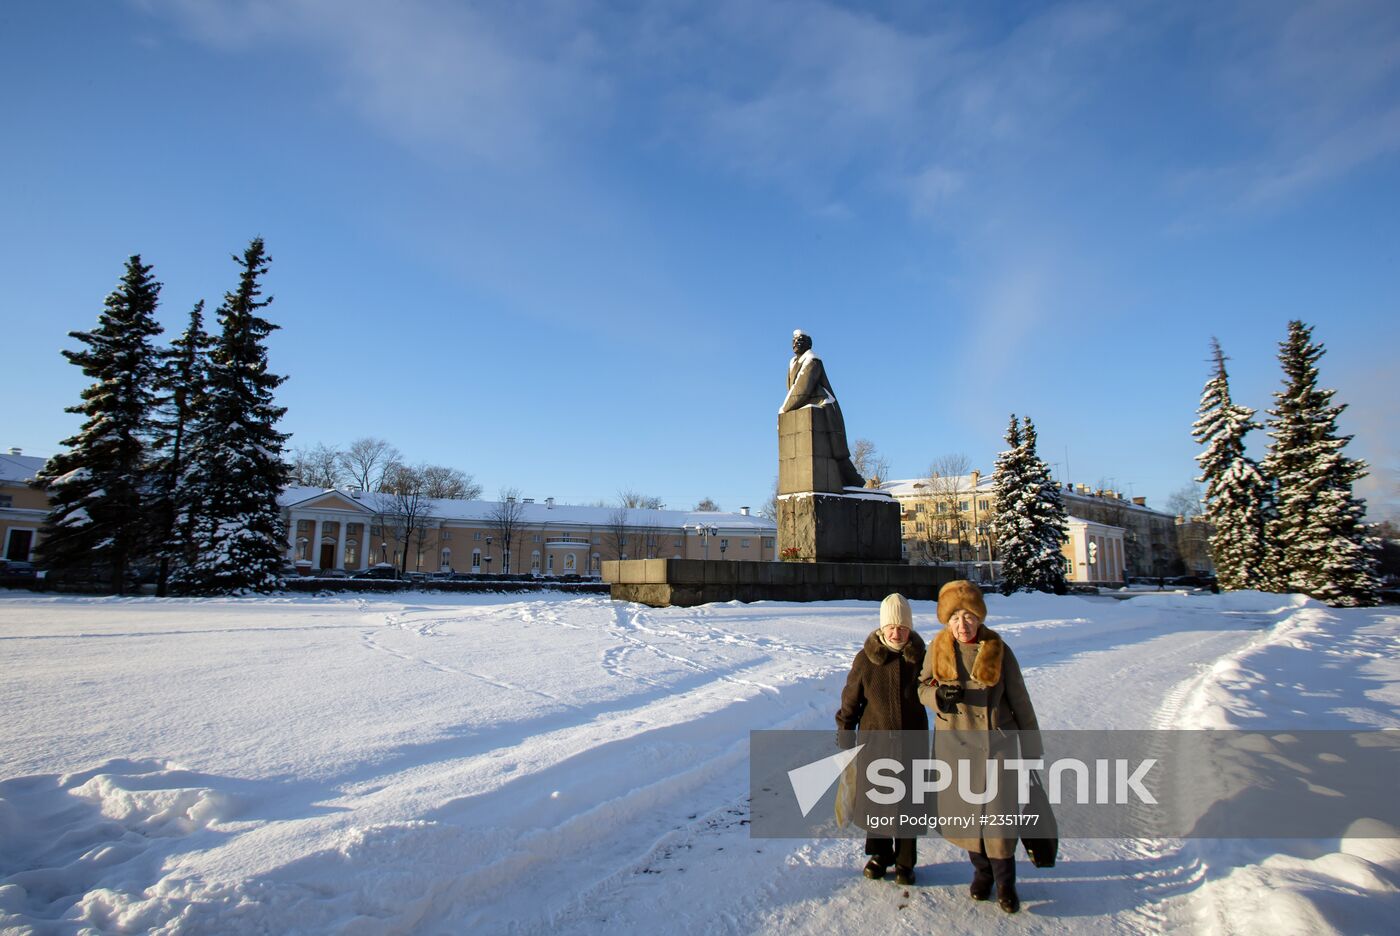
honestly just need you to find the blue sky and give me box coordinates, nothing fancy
[3,0,1397,518]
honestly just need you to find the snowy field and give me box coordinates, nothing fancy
[2,589,1398,935]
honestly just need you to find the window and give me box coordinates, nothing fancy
[345,542,358,568]
[472,549,481,570]
[531,550,541,570]
[915,522,925,533]
[532,533,542,543]
[564,553,576,571]
[720,538,729,550]
[441,530,451,541]
[441,547,451,569]
[673,538,683,547]
[915,503,925,513]
[0,495,11,508]
[959,501,969,512]
[741,539,751,548]
[979,499,990,511]
[370,525,383,537]
[763,537,775,548]
[474,531,482,541]
[593,535,601,544]
[547,554,554,572]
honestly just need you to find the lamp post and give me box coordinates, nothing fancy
[485,536,493,575]
[687,523,718,560]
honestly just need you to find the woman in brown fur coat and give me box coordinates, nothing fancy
[918,580,1042,914]
[835,592,928,885]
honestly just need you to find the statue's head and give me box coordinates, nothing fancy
[792,329,812,356]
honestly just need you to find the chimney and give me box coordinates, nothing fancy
[7,447,19,456]
[506,495,516,503]
[740,506,750,515]
[1132,496,1146,507]
[523,498,535,504]
[971,469,980,485]
[546,497,554,509]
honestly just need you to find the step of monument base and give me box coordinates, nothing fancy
[601,558,957,608]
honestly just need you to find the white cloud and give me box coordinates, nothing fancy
[149,0,612,166]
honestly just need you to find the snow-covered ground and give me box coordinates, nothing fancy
[1,589,1396,935]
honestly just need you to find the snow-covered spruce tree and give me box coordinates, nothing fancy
[1191,338,1273,591]
[1261,321,1379,607]
[993,415,1068,595]
[181,239,290,593]
[34,255,164,593]
[149,299,212,595]
[1020,417,1069,593]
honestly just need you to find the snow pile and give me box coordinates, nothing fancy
[1175,598,1400,934]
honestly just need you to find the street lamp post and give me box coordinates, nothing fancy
[687,523,719,560]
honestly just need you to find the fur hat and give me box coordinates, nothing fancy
[880,592,913,632]
[937,579,987,625]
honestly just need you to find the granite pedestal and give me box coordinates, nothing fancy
[777,491,902,563]
[602,558,956,608]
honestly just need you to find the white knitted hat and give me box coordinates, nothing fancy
[880,592,913,632]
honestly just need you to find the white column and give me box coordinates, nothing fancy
[286,512,299,561]
[312,519,324,569]
[336,520,348,570]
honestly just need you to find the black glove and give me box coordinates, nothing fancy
[935,683,964,715]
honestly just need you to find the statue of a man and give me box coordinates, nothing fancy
[780,329,864,488]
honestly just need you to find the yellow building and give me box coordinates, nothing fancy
[880,472,1179,582]
[0,449,46,562]
[278,487,778,576]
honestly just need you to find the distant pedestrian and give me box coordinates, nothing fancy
[919,580,1042,914]
[836,593,928,885]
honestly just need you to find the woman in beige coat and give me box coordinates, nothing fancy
[918,580,1042,914]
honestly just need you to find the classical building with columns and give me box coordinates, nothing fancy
[278,487,777,576]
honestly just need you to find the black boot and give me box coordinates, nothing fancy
[863,856,890,879]
[968,850,993,901]
[990,857,1019,913]
[894,865,916,886]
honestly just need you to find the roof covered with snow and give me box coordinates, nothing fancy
[0,452,46,484]
[878,474,993,498]
[277,486,776,532]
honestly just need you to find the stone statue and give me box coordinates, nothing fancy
[780,330,864,489]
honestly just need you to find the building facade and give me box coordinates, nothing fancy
[278,487,778,575]
[0,450,45,563]
[880,472,1185,580]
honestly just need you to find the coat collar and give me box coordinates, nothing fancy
[931,625,1003,685]
[862,628,926,666]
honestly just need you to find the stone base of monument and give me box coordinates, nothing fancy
[777,491,902,563]
[601,558,957,608]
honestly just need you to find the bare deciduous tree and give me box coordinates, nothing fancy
[419,464,482,500]
[290,442,345,488]
[1165,483,1204,519]
[488,487,526,574]
[851,439,892,486]
[693,497,721,512]
[606,506,629,560]
[618,488,665,510]
[908,454,974,565]
[370,464,437,574]
[759,476,779,522]
[339,437,402,492]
